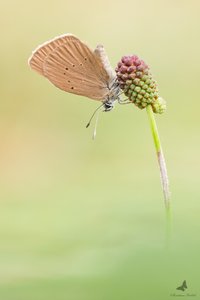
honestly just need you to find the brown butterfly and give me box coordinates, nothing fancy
[28,34,122,119]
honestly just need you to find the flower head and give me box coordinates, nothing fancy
[115,55,166,113]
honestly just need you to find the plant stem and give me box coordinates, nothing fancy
[146,105,171,245]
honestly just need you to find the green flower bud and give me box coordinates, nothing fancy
[152,97,166,114]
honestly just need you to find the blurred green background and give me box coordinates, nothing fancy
[1,0,200,299]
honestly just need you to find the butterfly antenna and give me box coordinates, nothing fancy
[86,103,104,128]
[92,109,100,140]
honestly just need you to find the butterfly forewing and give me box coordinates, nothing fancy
[29,34,116,101]
[94,45,116,82]
[44,38,109,99]
[28,35,76,75]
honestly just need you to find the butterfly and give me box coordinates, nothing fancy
[176,280,187,291]
[28,34,124,136]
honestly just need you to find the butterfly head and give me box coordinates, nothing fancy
[103,79,121,112]
[103,99,115,112]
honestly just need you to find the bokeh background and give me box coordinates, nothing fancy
[1,0,200,299]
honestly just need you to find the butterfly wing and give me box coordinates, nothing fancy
[94,44,116,83]
[28,34,115,101]
[28,34,75,76]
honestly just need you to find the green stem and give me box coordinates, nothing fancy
[146,105,170,206]
[146,105,171,243]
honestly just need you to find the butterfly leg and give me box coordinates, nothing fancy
[118,97,132,105]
